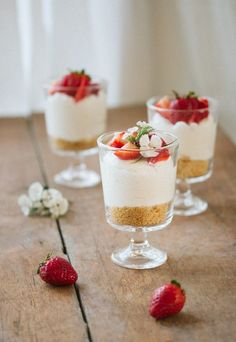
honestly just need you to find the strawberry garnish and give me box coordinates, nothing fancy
[109,132,126,148]
[156,91,209,124]
[148,149,170,164]
[149,280,186,319]
[156,96,171,109]
[114,142,140,160]
[37,254,78,286]
[75,74,88,101]
[110,122,171,164]
[48,69,96,102]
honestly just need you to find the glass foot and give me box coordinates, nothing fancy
[174,194,208,216]
[111,242,167,269]
[54,165,100,188]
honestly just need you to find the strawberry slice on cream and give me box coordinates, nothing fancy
[114,142,140,160]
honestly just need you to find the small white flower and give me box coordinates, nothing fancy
[122,132,130,140]
[33,200,43,209]
[42,189,63,208]
[18,194,31,207]
[127,126,139,134]
[58,198,69,216]
[28,182,43,202]
[49,205,61,219]
[150,134,162,148]
[136,121,150,128]
[140,147,158,158]
[18,194,32,216]
[18,182,69,219]
[139,134,150,147]
[49,198,68,218]
[21,206,31,216]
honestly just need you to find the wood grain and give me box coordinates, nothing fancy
[31,107,236,342]
[0,119,88,342]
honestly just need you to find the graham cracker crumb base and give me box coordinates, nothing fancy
[107,203,170,227]
[50,136,97,151]
[177,157,209,179]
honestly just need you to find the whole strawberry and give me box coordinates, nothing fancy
[149,280,185,319]
[37,254,78,286]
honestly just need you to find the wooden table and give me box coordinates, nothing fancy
[0,107,236,342]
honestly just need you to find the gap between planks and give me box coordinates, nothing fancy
[27,117,93,342]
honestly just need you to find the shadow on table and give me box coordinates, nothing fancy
[160,312,201,327]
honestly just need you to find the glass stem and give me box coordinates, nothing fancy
[130,230,149,256]
[66,154,87,179]
[176,179,194,208]
[76,154,87,171]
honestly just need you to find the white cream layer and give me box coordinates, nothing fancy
[45,91,107,141]
[100,153,176,207]
[150,113,217,160]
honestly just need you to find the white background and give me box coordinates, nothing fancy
[0,0,236,143]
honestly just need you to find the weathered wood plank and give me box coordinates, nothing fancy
[0,119,88,342]
[32,109,236,342]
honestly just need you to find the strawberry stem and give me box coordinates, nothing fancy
[186,91,198,99]
[172,90,180,99]
[171,279,181,288]
[37,253,52,274]
[67,68,91,80]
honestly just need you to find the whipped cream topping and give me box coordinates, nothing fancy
[100,153,176,207]
[150,113,217,160]
[45,91,106,141]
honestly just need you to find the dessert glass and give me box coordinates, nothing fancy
[147,96,219,216]
[44,77,107,188]
[97,131,178,269]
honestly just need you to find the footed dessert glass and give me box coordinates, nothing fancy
[147,96,219,215]
[97,130,178,269]
[44,74,107,188]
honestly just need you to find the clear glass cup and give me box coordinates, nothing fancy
[44,77,107,188]
[147,96,219,216]
[97,130,179,269]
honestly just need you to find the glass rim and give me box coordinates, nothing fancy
[146,95,218,112]
[97,130,179,152]
[43,75,107,91]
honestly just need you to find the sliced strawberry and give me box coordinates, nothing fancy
[75,75,89,101]
[148,149,170,164]
[88,83,100,96]
[114,142,140,160]
[156,96,171,109]
[109,132,126,148]
[190,98,209,123]
[199,97,208,108]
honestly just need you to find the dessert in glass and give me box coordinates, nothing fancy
[44,69,107,188]
[147,91,218,216]
[97,121,178,269]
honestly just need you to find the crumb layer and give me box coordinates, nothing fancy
[177,157,209,179]
[50,136,97,151]
[107,203,170,227]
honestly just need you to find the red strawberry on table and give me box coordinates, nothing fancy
[37,254,78,286]
[149,280,186,319]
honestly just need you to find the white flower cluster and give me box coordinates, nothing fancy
[139,133,162,158]
[18,182,69,219]
[136,121,151,128]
